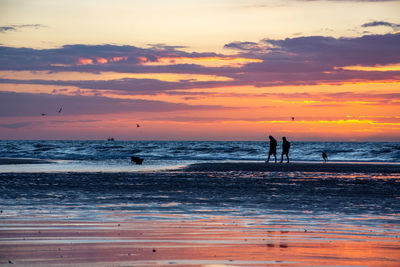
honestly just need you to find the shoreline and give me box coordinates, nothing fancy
[0,158,399,174]
[184,162,400,173]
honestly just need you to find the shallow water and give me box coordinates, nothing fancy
[1,141,399,266]
[1,170,399,266]
[0,159,195,173]
[1,171,399,227]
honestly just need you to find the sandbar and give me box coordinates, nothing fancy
[184,162,400,173]
[0,158,54,165]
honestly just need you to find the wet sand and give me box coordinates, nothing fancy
[1,217,399,266]
[1,158,399,173]
[185,162,400,173]
[1,166,399,266]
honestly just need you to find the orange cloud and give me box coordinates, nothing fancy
[141,56,263,67]
[110,56,128,62]
[77,56,127,65]
[96,57,108,64]
[338,63,400,72]
[0,70,232,83]
[77,57,93,65]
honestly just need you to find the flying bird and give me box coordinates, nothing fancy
[291,117,295,121]
[58,107,62,113]
[41,113,46,116]
[137,123,140,128]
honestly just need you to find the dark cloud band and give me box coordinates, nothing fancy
[0,33,399,93]
[0,91,224,117]
[0,24,45,33]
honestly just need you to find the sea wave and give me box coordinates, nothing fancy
[0,140,399,162]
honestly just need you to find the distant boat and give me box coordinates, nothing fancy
[107,137,115,141]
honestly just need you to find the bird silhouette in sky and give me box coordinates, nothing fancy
[292,117,295,121]
[137,123,140,128]
[41,113,46,116]
[58,107,62,113]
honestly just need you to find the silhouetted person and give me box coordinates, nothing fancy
[280,137,290,163]
[322,152,328,162]
[266,135,277,163]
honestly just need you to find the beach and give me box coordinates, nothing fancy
[1,161,399,266]
[184,162,400,173]
[2,217,399,266]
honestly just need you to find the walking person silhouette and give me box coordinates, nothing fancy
[266,135,277,163]
[280,137,291,163]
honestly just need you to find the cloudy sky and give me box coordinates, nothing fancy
[0,0,399,140]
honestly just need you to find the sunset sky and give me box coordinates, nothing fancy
[0,0,399,141]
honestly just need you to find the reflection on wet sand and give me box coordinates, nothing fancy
[1,217,399,266]
[1,169,399,266]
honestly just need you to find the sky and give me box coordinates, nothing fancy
[0,0,399,141]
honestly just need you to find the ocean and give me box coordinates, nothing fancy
[0,140,399,173]
[1,140,399,266]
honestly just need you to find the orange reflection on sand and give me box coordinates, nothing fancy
[1,218,399,266]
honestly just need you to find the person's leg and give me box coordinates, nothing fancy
[286,153,290,163]
[266,153,271,163]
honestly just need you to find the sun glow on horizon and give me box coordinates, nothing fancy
[339,63,400,72]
